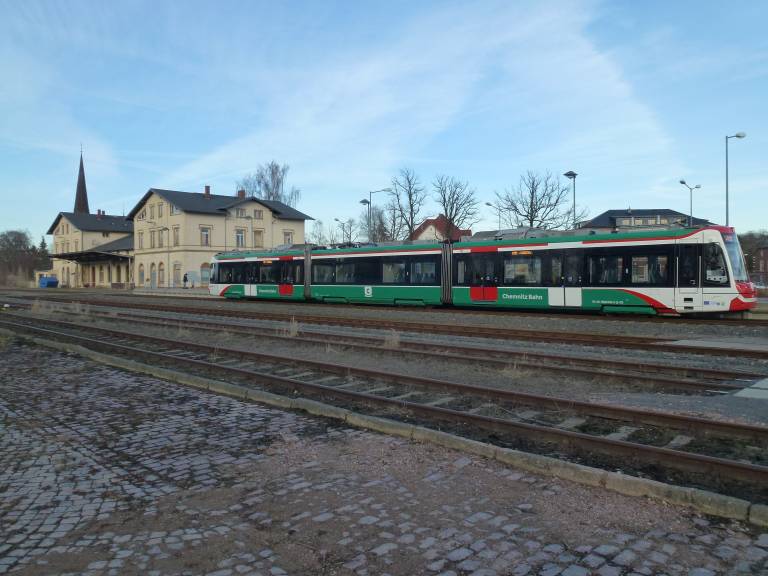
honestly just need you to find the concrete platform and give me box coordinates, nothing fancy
[735,378,768,400]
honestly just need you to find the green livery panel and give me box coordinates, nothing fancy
[311,284,441,305]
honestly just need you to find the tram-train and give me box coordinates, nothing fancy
[209,226,757,316]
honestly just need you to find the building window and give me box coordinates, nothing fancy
[138,264,145,285]
[150,205,155,220]
[236,228,245,248]
[138,209,145,220]
[620,218,631,226]
[102,232,110,238]
[253,230,264,247]
[170,204,181,215]
[99,266,104,283]
[254,209,263,220]
[158,203,164,218]
[201,227,211,246]
[158,229,164,248]
[660,218,668,224]
[173,227,180,246]
[74,240,79,252]
[138,232,144,249]
[65,242,70,252]
[150,230,156,248]
[283,231,293,245]
[236,208,247,218]
[173,263,181,286]
[150,263,156,287]
[158,262,165,287]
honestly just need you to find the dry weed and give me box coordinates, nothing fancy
[382,329,400,349]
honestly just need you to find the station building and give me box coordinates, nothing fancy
[578,209,713,232]
[47,154,134,288]
[126,186,312,288]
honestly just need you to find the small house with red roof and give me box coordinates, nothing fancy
[409,214,471,242]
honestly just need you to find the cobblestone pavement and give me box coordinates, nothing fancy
[1,338,767,576]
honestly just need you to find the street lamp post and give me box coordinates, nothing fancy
[679,180,701,227]
[334,218,354,244]
[563,171,578,229]
[485,202,501,230]
[725,132,746,227]
[359,188,392,241]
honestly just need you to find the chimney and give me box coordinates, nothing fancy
[204,185,211,198]
[96,209,103,219]
[237,189,246,199]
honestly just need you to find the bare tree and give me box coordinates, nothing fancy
[326,222,339,245]
[382,199,405,241]
[495,171,587,229]
[335,218,357,244]
[432,175,480,242]
[358,204,401,243]
[391,168,426,239]
[306,220,328,245]
[236,161,301,207]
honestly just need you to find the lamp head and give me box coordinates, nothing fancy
[694,184,701,189]
[679,179,686,185]
[735,132,746,139]
[485,202,493,207]
[360,199,370,205]
[563,171,577,179]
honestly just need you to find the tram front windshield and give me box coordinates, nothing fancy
[722,232,748,282]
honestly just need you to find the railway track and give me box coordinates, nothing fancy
[4,287,767,326]
[3,293,767,359]
[2,314,767,502]
[15,302,762,395]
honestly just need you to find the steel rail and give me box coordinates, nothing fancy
[4,287,767,326]
[2,317,767,492]
[13,293,768,360]
[3,314,766,443]
[14,296,764,384]
[50,306,757,393]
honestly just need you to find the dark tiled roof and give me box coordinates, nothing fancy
[93,235,133,253]
[127,188,313,221]
[47,212,133,235]
[581,209,713,228]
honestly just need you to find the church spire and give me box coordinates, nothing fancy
[74,152,90,214]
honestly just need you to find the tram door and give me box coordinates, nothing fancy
[548,252,582,307]
[467,252,499,302]
[675,242,702,312]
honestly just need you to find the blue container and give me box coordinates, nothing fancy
[39,276,59,288]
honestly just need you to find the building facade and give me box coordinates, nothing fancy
[409,214,471,242]
[47,155,134,287]
[127,186,311,288]
[578,209,713,232]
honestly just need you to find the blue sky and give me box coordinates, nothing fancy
[1,0,766,243]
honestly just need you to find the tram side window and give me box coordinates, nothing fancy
[335,261,356,283]
[409,257,438,285]
[546,255,563,286]
[470,253,499,285]
[231,263,245,284]
[503,254,541,285]
[259,262,279,283]
[703,243,729,286]
[246,262,259,284]
[677,245,699,287]
[355,258,380,284]
[456,256,467,285]
[631,255,669,285]
[211,263,219,283]
[312,261,335,283]
[281,262,302,284]
[382,260,407,284]
[219,263,234,283]
[588,255,622,285]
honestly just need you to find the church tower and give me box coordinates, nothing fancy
[74,152,90,214]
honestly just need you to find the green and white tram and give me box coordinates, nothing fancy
[209,226,756,316]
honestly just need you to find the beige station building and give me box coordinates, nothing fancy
[126,186,311,288]
[47,155,134,288]
[47,155,312,289]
